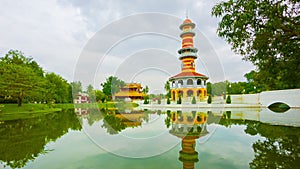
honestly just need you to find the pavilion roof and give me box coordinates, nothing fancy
[170,71,208,80]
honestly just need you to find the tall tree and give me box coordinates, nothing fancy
[164,81,171,98]
[44,73,70,103]
[206,82,212,95]
[101,76,125,100]
[0,50,45,106]
[212,0,300,90]
[86,84,96,102]
[70,81,82,98]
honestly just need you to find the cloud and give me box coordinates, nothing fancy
[0,0,255,92]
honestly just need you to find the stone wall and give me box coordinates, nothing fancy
[230,94,260,104]
[260,89,300,108]
[229,89,300,108]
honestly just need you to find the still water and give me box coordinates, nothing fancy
[0,107,299,169]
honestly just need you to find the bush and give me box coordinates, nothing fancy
[226,95,231,104]
[191,96,196,104]
[177,96,182,104]
[167,97,170,104]
[207,95,212,104]
[158,98,161,104]
[143,96,149,104]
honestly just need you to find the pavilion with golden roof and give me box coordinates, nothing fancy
[169,18,209,102]
[114,83,146,101]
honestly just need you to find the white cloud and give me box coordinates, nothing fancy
[0,0,256,91]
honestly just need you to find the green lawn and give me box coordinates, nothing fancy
[0,102,139,120]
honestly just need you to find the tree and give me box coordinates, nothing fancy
[142,85,149,94]
[44,73,70,103]
[143,95,149,104]
[101,76,125,100]
[0,50,45,106]
[70,81,82,98]
[211,81,226,96]
[212,0,300,90]
[94,90,107,102]
[206,82,212,95]
[86,84,96,102]
[164,81,171,98]
[157,98,161,104]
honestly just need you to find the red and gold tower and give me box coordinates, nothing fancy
[169,18,209,102]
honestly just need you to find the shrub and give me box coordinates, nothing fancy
[191,96,196,104]
[207,95,212,104]
[143,96,149,104]
[177,96,182,104]
[167,97,170,104]
[158,98,161,104]
[226,95,231,104]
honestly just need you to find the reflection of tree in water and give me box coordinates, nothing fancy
[101,115,127,135]
[219,112,300,169]
[101,110,156,135]
[86,108,105,126]
[0,109,82,168]
[248,124,299,169]
[164,110,171,128]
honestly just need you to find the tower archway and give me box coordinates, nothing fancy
[187,90,194,97]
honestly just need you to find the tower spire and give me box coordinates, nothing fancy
[185,9,188,19]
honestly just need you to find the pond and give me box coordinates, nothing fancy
[0,107,299,169]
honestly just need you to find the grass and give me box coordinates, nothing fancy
[0,104,62,121]
[0,101,139,120]
[0,102,138,115]
[0,104,60,113]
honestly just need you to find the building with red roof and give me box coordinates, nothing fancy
[169,18,209,102]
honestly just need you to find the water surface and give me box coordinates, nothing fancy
[0,107,299,169]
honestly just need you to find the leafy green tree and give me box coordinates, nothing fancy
[101,76,125,100]
[164,81,171,98]
[44,73,70,103]
[70,81,82,98]
[211,81,226,96]
[206,82,212,95]
[86,84,96,102]
[212,0,300,90]
[94,90,107,102]
[142,85,149,94]
[0,50,45,106]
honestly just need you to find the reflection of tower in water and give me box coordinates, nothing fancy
[169,111,208,169]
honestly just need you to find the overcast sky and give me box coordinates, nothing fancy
[0,0,255,93]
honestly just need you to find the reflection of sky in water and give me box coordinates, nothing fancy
[197,124,262,169]
[82,115,180,158]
